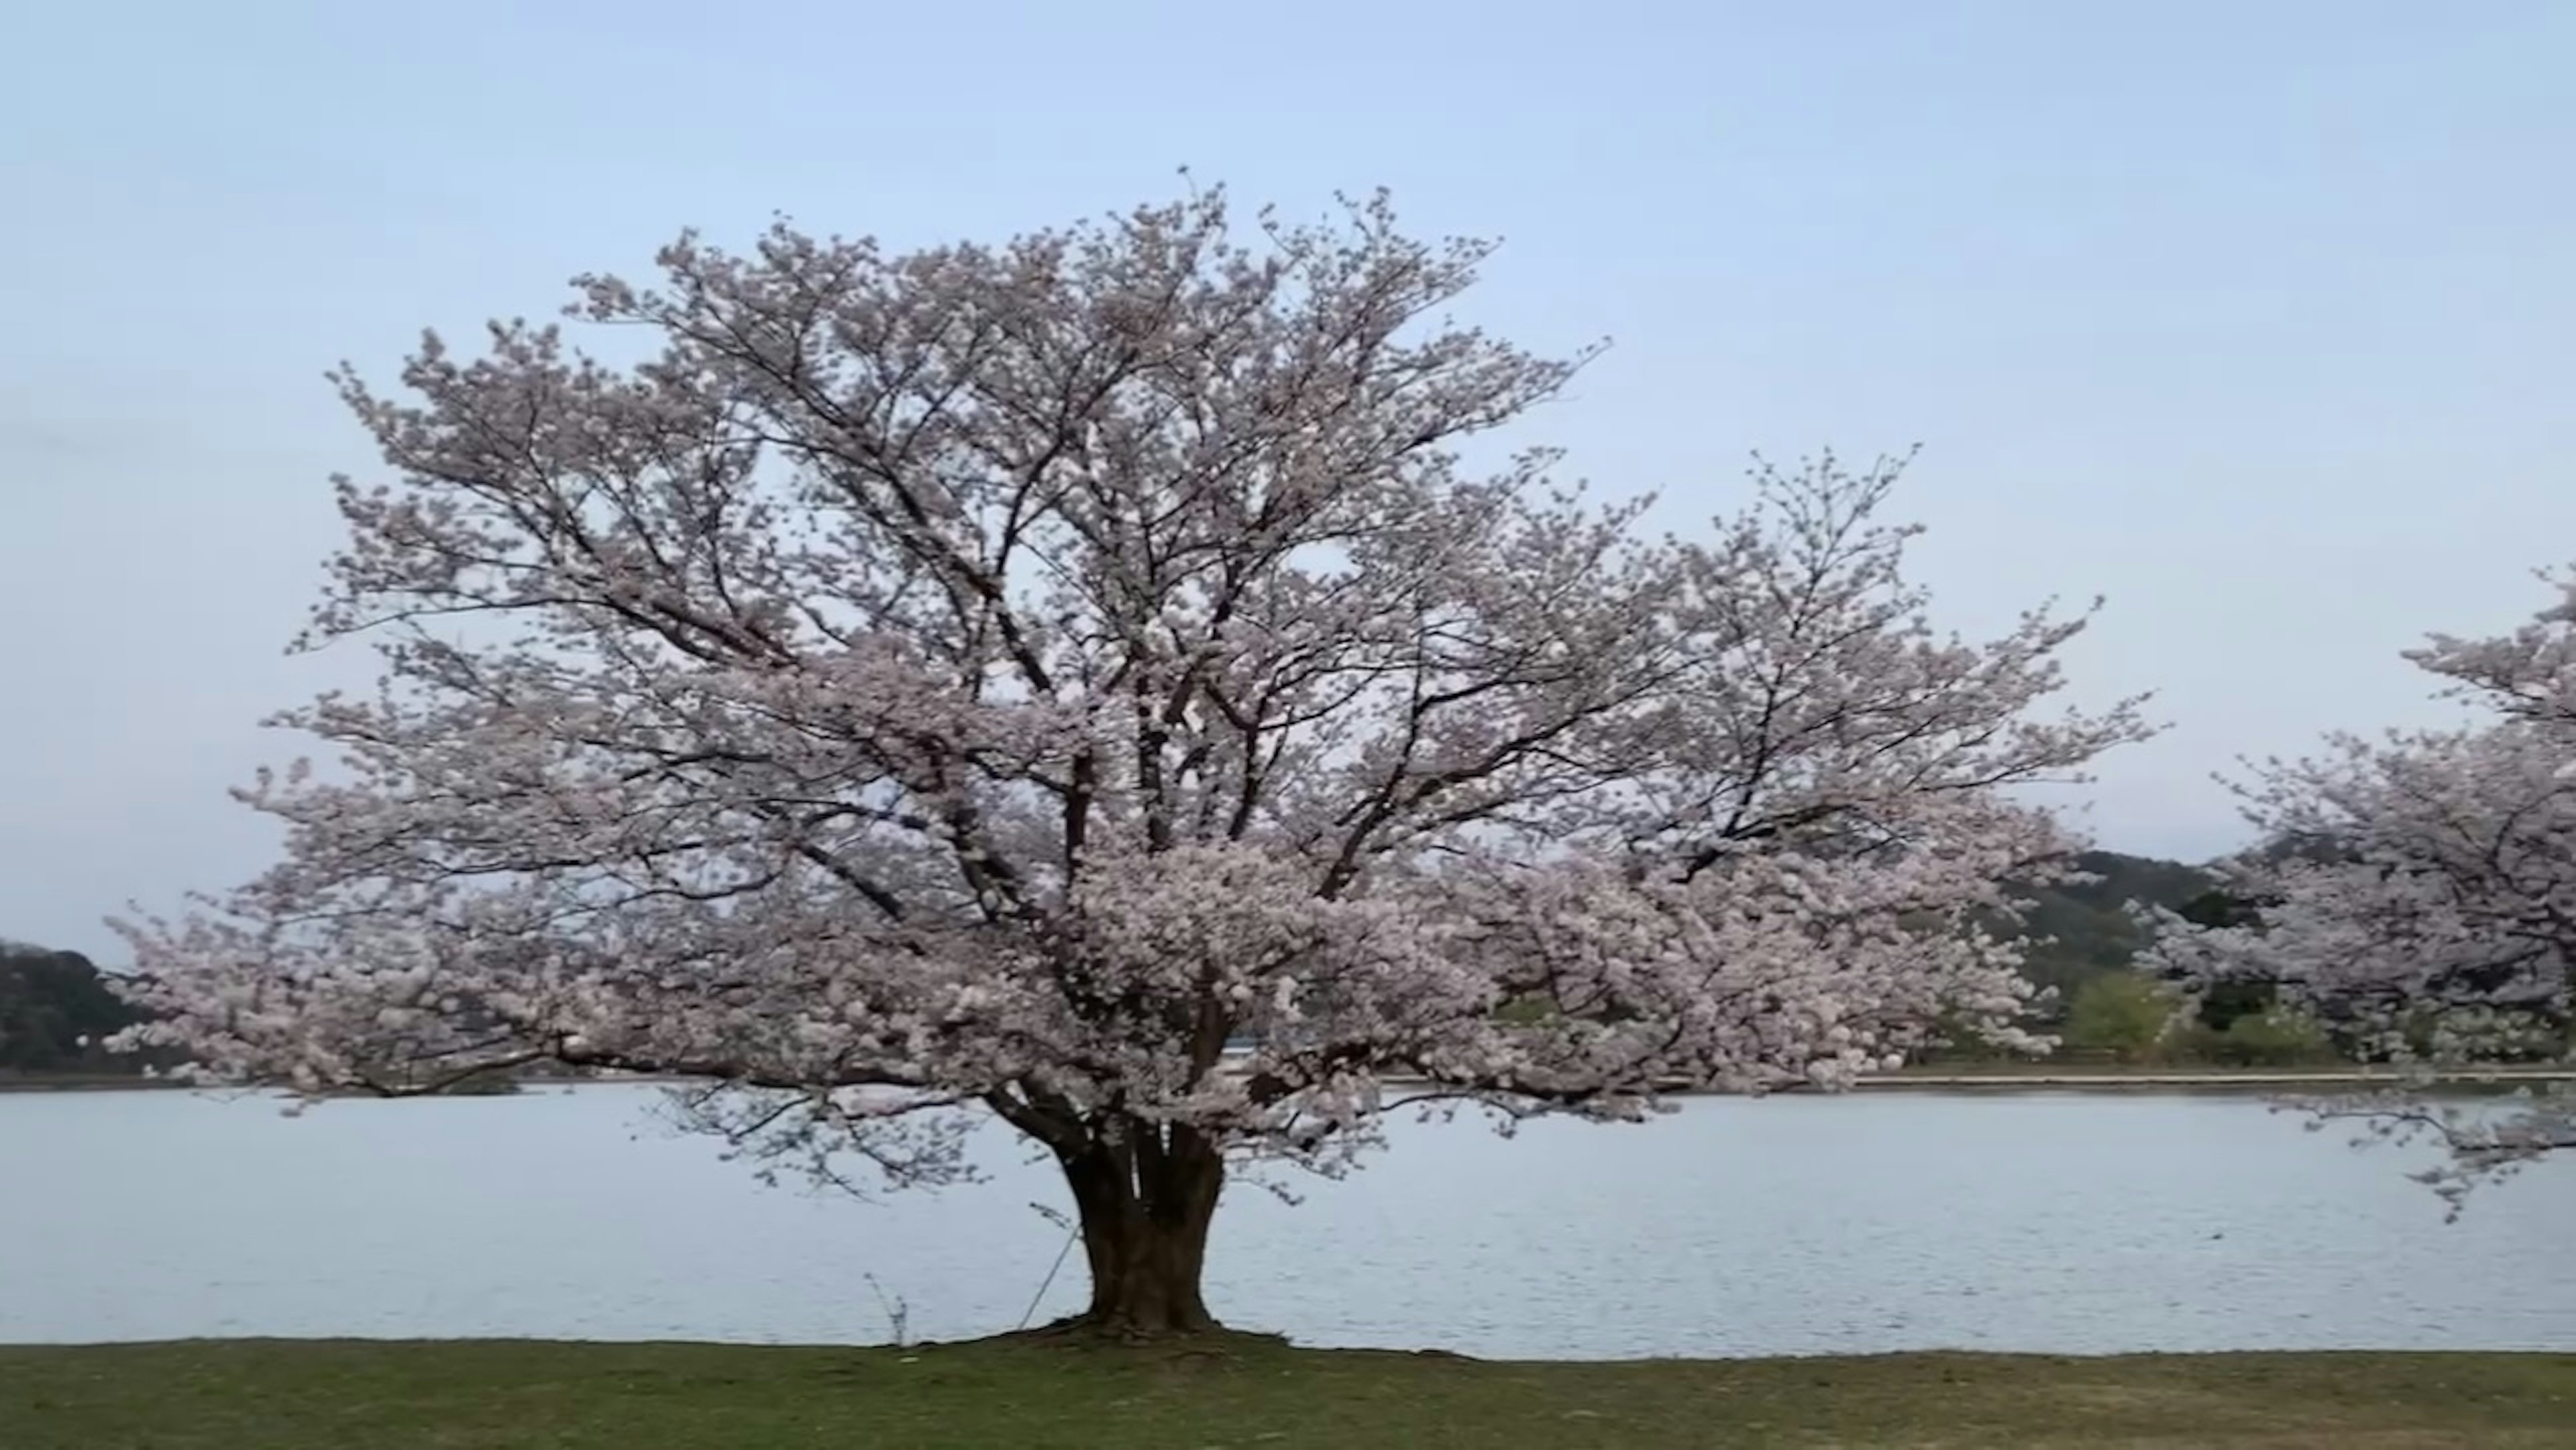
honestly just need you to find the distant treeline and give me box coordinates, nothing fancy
[2004,849,2221,1009]
[0,941,163,1076]
[1976,845,2401,1067]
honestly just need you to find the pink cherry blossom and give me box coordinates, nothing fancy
[2149,566,2576,1213]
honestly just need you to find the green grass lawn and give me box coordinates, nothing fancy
[5,1338,2573,1449]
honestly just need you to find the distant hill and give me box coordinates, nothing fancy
[0,941,157,1076]
[2000,850,2220,1019]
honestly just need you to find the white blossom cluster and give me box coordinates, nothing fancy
[2150,568,2576,1209]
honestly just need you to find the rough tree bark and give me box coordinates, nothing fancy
[1051,1119,1226,1336]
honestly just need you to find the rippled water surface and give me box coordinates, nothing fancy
[7,1084,2571,1357]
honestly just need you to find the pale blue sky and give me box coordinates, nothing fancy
[4,1,2571,960]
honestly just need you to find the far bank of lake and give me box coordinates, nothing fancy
[12,1061,2570,1094]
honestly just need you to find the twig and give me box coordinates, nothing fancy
[1018,1224,1079,1331]
[863,1272,911,1347]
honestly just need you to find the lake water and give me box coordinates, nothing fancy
[5,1084,2572,1359]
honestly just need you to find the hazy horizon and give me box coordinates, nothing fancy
[5,1,2571,962]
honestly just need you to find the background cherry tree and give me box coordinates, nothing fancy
[2148,569,2576,1212]
[115,185,2149,1335]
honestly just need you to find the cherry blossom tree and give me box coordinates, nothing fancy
[2148,570,2576,1210]
[113,185,2149,1336]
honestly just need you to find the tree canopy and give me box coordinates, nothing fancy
[2149,568,2576,1206]
[111,185,2149,1333]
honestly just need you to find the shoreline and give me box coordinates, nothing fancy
[8,1333,2573,1361]
[1866,1066,2576,1091]
[9,1067,2570,1096]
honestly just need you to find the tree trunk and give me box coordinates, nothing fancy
[1054,1121,1225,1337]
